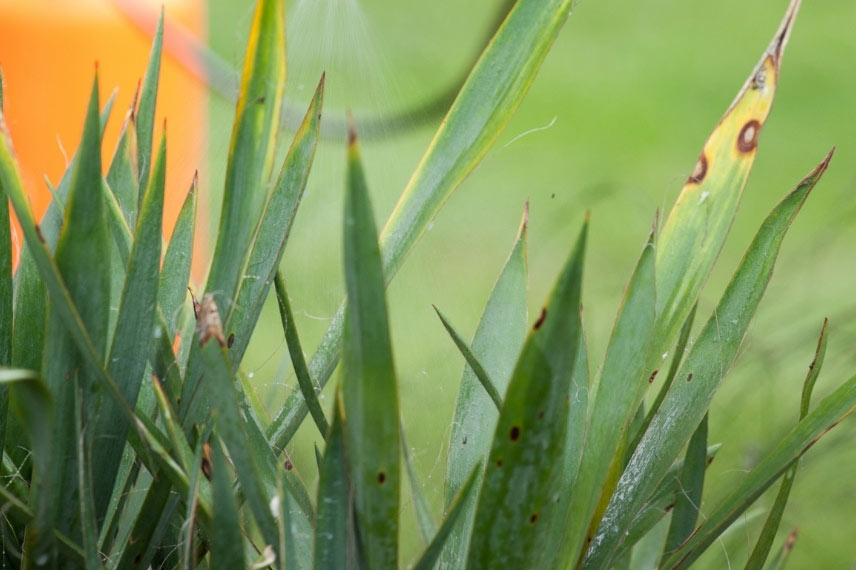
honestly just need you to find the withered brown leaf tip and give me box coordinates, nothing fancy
[197,293,226,347]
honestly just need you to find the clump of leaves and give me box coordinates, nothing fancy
[0,0,851,568]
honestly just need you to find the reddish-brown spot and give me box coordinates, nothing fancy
[686,373,693,383]
[201,442,213,480]
[227,333,235,349]
[649,370,659,383]
[533,308,547,330]
[510,426,521,441]
[496,459,503,468]
[664,503,675,513]
[707,456,716,466]
[377,471,386,485]
[537,411,545,420]
[737,120,761,153]
[529,513,539,524]
[200,457,212,481]
[688,154,708,184]
[284,459,294,471]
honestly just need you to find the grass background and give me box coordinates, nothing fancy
[205,0,856,567]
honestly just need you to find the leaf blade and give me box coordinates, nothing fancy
[341,128,401,569]
[583,150,833,569]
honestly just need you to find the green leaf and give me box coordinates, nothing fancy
[204,0,285,321]
[314,393,349,570]
[652,0,800,356]
[106,98,140,228]
[0,116,11,452]
[341,127,401,569]
[560,226,656,567]
[74,383,101,570]
[226,75,323,365]
[275,270,329,437]
[434,307,503,411]
[438,207,528,570]
[92,130,166,524]
[402,422,436,545]
[30,72,112,556]
[268,0,578,454]
[466,219,587,569]
[412,461,482,570]
[56,72,111,359]
[583,150,833,570]
[180,433,209,570]
[159,175,197,337]
[630,303,698,453]
[744,319,826,570]
[613,444,721,563]
[532,330,589,569]
[661,414,709,561]
[663,365,856,570]
[210,437,247,569]
[1,369,56,562]
[197,294,301,556]
[136,9,163,198]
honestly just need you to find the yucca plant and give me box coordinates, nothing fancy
[0,0,852,568]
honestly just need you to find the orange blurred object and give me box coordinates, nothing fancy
[0,0,206,271]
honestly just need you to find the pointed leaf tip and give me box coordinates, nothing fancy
[771,0,802,66]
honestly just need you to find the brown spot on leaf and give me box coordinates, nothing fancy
[284,459,294,471]
[496,459,503,468]
[227,333,235,348]
[649,370,659,383]
[201,442,212,481]
[686,373,693,383]
[533,308,547,330]
[737,120,761,153]
[529,513,539,524]
[201,457,212,481]
[537,411,545,420]
[664,503,675,513]
[462,435,467,445]
[377,471,386,485]
[510,426,521,441]
[688,154,708,184]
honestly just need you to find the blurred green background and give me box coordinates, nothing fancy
[205,0,856,567]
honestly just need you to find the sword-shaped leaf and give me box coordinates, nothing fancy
[559,225,656,567]
[159,175,197,338]
[583,150,833,570]
[341,126,401,569]
[136,8,163,198]
[663,366,856,570]
[653,0,801,355]
[268,0,579,452]
[440,208,528,569]
[204,0,285,319]
[466,219,587,569]
[92,130,166,524]
[314,393,349,570]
